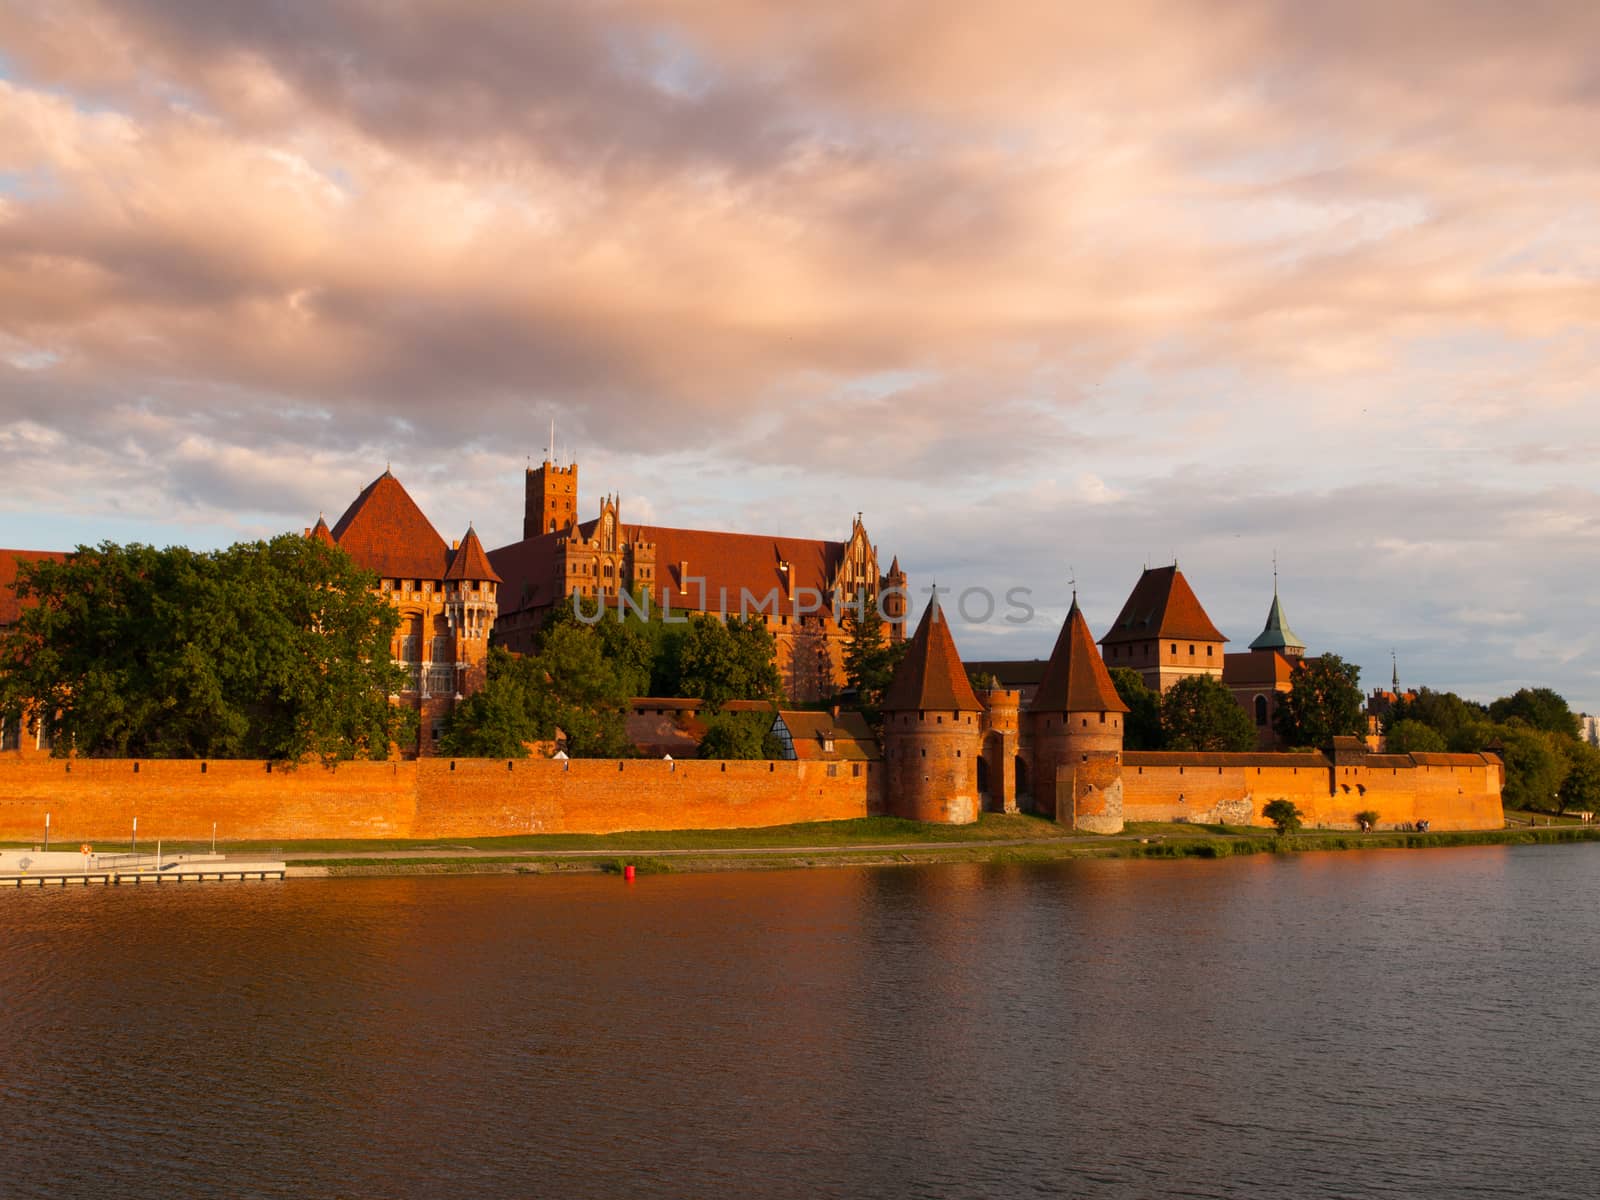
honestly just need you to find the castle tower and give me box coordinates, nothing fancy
[979,685,1021,814]
[1029,594,1128,832]
[524,457,578,539]
[880,594,984,824]
[1100,564,1227,692]
[880,555,908,641]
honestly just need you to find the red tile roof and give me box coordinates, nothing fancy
[489,521,861,615]
[1125,750,1333,769]
[1030,598,1128,714]
[1101,565,1227,645]
[882,597,983,712]
[1222,649,1295,688]
[774,709,880,761]
[445,526,501,583]
[329,471,451,581]
[0,548,69,627]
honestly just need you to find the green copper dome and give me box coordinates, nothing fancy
[1249,590,1305,654]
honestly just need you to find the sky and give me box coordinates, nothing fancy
[1,0,1597,710]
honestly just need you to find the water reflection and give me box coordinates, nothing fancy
[3,848,1599,1198]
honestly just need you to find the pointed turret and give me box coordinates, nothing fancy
[1028,591,1127,833]
[1248,586,1305,657]
[1031,596,1129,715]
[880,595,982,824]
[445,525,502,583]
[882,595,982,713]
[329,471,451,580]
[307,515,335,548]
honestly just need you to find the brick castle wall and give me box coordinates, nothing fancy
[0,757,879,842]
[1122,758,1503,831]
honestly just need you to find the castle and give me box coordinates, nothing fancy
[879,591,1505,833]
[486,456,907,700]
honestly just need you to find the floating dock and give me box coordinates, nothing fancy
[1,854,288,887]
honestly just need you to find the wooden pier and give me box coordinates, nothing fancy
[2,861,288,887]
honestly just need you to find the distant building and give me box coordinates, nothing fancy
[770,709,880,762]
[489,456,906,701]
[312,469,500,757]
[1099,565,1228,693]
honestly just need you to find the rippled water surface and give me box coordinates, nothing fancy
[4,846,1599,1198]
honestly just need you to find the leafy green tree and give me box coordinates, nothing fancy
[527,622,635,758]
[1274,654,1365,749]
[1496,725,1569,813]
[1262,798,1303,836]
[1489,687,1581,740]
[0,537,406,761]
[1354,809,1380,831]
[1385,718,1447,754]
[439,647,545,757]
[697,711,784,760]
[842,598,907,711]
[669,615,781,709]
[1384,688,1490,751]
[1160,675,1256,752]
[1110,667,1164,750]
[1558,740,1600,814]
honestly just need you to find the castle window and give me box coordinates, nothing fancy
[1206,646,1213,657]
[1254,695,1268,725]
[1099,712,1106,723]
[921,749,926,758]
[937,715,943,724]
[1170,643,1177,654]
[1188,644,1195,655]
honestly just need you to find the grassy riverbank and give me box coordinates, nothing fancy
[10,815,1599,879]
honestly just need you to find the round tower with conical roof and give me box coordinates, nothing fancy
[1026,594,1129,832]
[880,594,984,824]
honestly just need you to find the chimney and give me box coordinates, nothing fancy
[678,560,688,593]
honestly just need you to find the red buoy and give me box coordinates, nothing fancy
[624,864,636,882]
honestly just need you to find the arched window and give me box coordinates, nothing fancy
[1254,694,1269,726]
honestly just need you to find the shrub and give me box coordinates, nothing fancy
[1262,798,1303,836]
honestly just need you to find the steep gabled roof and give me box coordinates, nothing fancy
[1222,649,1296,688]
[1030,597,1129,714]
[329,471,451,581]
[445,526,501,583]
[1101,565,1227,645]
[881,596,983,712]
[1248,589,1305,653]
[0,548,69,627]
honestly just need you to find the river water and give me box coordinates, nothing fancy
[3,846,1598,1199]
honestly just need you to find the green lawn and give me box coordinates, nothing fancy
[3,812,1072,856]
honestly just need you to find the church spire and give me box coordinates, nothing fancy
[1248,562,1305,657]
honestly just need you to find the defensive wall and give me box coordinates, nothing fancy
[0,756,880,842]
[1120,750,1504,831]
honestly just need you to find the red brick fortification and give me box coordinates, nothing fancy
[879,597,985,824]
[1121,752,1504,831]
[881,709,982,824]
[1024,596,1129,832]
[0,757,878,842]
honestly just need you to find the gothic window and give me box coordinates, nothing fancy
[0,717,17,751]
[424,665,454,696]
[1254,695,1269,726]
[399,635,421,663]
[430,635,452,664]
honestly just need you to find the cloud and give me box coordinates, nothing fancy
[0,1,1598,705]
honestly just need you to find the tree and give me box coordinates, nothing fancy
[1262,798,1303,836]
[526,622,635,758]
[1354,809,1380,832]
[1558,740,1600,815]
[1160,675,1256,752]
[697,711,784,760]
[1385,688,1491,752]
[438,647,545,758]
[1110,667,1164,750]
[1496,725,1569,813]
[1385,719,1447,754]
[1489,687,1581,740]
[1274,654,1364,749]
[669,615,781,709]
[842,598,907,712]
[0,537,407,761]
